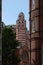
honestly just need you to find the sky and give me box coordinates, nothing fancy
[2,0,29,30]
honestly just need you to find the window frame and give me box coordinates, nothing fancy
[31,19,35,33]
[32,0,35,10]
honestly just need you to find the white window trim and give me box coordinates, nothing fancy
[32,0,35,10]
[31,20,35,33]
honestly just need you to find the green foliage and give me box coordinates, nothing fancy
[2,26,20,65]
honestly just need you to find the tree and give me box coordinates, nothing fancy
[2,26,20,65]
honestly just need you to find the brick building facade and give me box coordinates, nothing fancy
[29,0,43,65]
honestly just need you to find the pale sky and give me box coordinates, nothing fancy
[2,0,29,30]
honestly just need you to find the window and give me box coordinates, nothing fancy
[32,0,35,10]
[32,20,35,32]
[19,22,20,23]
[41,44,43,65]
[22,51,28,61]
[22,21,23,23]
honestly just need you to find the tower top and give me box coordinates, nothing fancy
[18,12,25,21]
[19,12,24,16]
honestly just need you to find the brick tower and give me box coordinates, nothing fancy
[16,12,26,46]
[29,0,43,65]
[16,12,29,65]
